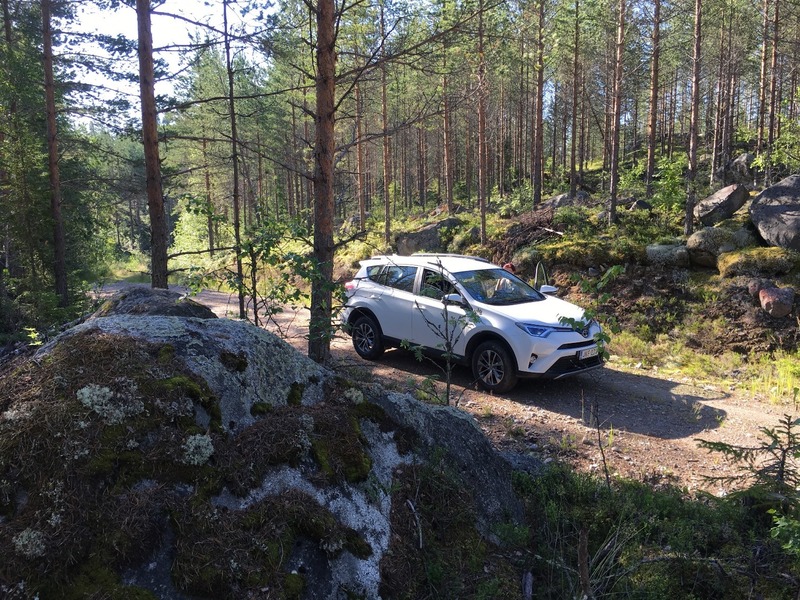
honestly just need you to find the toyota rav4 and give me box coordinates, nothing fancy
[341,254,604,393]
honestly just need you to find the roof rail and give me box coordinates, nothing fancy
[410,253,491,263]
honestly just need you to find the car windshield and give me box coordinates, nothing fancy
[452,268,545,305]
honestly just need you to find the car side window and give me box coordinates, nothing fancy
[383,266,417,293]
[365,265,383,282]
[419,269,456,299]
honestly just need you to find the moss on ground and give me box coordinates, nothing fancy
[718,246,800,278]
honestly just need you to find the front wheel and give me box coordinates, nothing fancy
[351,315,385,360]
[471,341,518,393]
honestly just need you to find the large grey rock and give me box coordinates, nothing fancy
[395,217,462,255]
[694,184,749,226]
[372,392,523,534]
[686,226,756,268]
[750,174,800,251]
[542,190,592,209]
[92,286,217,320]
[40,315,327,432]
[646,243,690,267]
[6,290,523,599]
[729,152,755,183]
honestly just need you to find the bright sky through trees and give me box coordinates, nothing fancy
[71,0,258,117]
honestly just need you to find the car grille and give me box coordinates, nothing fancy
[557,340,597,351]
[545,354,604,377]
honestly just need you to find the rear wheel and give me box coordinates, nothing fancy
[351,315,385,360]
[471,340,518,393]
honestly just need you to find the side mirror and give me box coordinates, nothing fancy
[443,293,466,306]
[539,285,558,295]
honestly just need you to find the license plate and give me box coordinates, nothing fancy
[579,346,599,360]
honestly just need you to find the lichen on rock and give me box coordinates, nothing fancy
[0,289,527,599]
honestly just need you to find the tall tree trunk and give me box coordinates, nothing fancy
[477,0,487,242]
[355,83,365,230]
[756,0,769,160]
[42,0,67,306]
[533,0,544,207]
[685,0,702,236]
[569,0,580,198]
[443,59,454,214]
[417,127,426,208]
[608,0,625,225]
[223,0,245,319]
[1,0,11,294]
[381,3,392,247]
[645,0,660,198]
[136,0,168,289]
[765,0,779,185]
[710,11,726,184]
[309,0,336,364]
[202,137,215,256]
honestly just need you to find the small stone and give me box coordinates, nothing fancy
[759,287,795,317]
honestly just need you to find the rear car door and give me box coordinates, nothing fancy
[369,265,418,342]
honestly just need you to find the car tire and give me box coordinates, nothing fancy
[472,340,518,393]
[351,315,385,360]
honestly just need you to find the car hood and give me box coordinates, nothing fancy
[477,294,587,326]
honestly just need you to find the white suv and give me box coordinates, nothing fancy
[341,254,604,392]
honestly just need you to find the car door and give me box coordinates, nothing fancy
[368,265,418,342]
[410,268,469,356]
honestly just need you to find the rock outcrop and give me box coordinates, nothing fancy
[694,184,749,226]
[0,289,523,599]
[686,225,756,268]
[394,217,462,255]
[750,174,800,251]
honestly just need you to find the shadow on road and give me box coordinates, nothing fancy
[341,346,728,441]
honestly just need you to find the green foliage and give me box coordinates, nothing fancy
[514,464,795,598]
[618,161,646,198]
[650,155,690,213]
[492,183,532,218]
[697,414,800,507]
[753,122,800,177]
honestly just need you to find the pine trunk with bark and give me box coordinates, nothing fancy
[569,0,580,198]
[136,0,168,289]
[645,0,660,198]
[608,0,625,224]
[532,0,544,207]
[685,0,702,235]
[308,0,336,364]
[223,0,245,319]
[41,0,68,306]
[477,0,487,243]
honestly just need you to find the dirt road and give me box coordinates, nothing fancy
[95,282,789,494]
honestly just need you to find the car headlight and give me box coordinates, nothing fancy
[515,322,573,337]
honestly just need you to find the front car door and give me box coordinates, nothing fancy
[410,268,469,357]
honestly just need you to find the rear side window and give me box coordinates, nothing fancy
[365,265,383,281]
[383,266,417,293]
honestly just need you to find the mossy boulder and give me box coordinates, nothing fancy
[0,291,525,599]
[92,286,217,320]
[686,225,757,268]
[717,247,800,278]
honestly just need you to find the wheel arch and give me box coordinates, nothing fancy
[465,331,515,364]
[346,306,381,329]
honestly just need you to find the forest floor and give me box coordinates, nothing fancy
[91,281,793,497]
